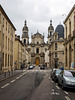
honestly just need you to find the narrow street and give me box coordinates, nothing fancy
[0,66,75,100]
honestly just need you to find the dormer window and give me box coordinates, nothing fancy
[55,35,57,40]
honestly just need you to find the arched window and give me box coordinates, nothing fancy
[55,43,57,50]
[24,39,26,44]
[36,48,39,53]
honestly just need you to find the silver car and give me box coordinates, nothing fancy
[58,70,75,89]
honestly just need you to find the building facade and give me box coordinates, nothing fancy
[64,4,75,70]
[14,35,26,69]
[49,24,64,68]
[22,21,49,67]
[0,5,16,73]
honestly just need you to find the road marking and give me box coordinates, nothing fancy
[20,75,22,77]
[52,89,54,92]
[51,81,54,83]
[10,79,16,83]
[49,77,51,80]
[16,77,20,79]
[64,91,68,95]
[65,96,71,100]
[1,83,10,88]
[51,92,59,95]
[56,85,60,89]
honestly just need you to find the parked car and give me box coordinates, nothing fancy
[40,65,45,70]
[58,70,75,89]
[51,68,58,78]
[51,69,62,82]
[28,65,33,69]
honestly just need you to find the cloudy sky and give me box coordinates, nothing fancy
[0,0,75,42]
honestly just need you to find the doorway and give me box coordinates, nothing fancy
[36,57,40,65]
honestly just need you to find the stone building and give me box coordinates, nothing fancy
[64,4,75,70]
[49,24,64,68]
[0,5,16,73]
[14,35,26,69]
[22,20,49,66]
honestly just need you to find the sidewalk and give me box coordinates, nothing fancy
[0,70,24,82]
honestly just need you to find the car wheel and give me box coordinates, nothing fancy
[62,83,65,90]
[58,80,60,86]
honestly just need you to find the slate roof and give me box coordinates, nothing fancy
[55,24,64,39]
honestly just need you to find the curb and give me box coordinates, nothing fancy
[0,71,23,82]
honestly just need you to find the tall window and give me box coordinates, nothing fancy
[55,43,57,50]
[55,35,57,40]
[69,21,71,34]
[36,48,39,53]
[6,22,7,31]
[3,18,4,27]
[24,39,26,44]
[50,32,52,36]
[55,52,57,58]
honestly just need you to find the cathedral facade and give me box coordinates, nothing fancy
[21,20,53,66]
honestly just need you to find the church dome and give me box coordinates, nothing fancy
[55,24,64,39]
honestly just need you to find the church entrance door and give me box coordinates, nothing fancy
[36,58,39,65]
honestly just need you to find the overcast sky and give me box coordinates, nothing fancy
[0,0,75,42]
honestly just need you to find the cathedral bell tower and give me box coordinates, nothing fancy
[48,20,54,43]
[22,20,29,45]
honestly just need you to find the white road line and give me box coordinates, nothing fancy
[20,75,22,77]
[64,91,68,95]
[51,81,54,83]
[1,83,10,89]
[10,79,16,83]
[65,96,71,100]
[52,89,54,92]
[56,85,60,89]
[49,77,51,80]
[16,77,20,79]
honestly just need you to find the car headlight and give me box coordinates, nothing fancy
[65,80,71,84]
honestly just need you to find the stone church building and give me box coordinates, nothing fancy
[21,20,53,66]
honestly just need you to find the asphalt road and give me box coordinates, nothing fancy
[0,68,75,100]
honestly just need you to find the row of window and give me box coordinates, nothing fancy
[0,14,13,36]
[2,53,13,67]
[65,15,75,39]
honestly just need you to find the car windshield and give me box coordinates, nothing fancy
[64,71,75,77]
[56,70,61,74]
